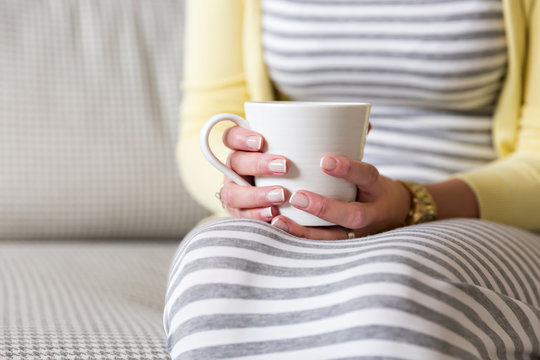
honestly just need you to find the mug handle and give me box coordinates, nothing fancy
[199,113,252,187]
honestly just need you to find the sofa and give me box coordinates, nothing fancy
[0,1,209,358]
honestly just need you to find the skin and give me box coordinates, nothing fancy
[220,125,480,240]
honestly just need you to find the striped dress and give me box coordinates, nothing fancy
[261,0,506,183]
[164,1,540,359]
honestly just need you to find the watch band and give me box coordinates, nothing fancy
[396,180,438,225]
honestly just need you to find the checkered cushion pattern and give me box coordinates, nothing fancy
[0,0,209,239]
[0,240,177,359]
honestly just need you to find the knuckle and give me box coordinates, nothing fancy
[255,156,268,174]
[226,152,235,168]
[255,188,269,207]
[364,164,380,185]
[341,158,353,176]
[314,197,330,218]
[232,127,245,147]
[220,185,233,207]
[222,127,232,147]
[228,151,247,173]
[347,207,366,229]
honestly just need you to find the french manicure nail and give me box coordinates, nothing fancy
[320,155,337,171]
[267,188,285,203]
[290,192,309,209]
[261,207,275,219]
[269,159,287,173]
[246,135,262,150]
[271,218,289,232]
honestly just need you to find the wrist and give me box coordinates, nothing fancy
[424,179,479,219]
[396,180,438,225]
[394,180,413,226]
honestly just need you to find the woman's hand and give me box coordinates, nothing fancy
[270,155,412,240]
[219,126,290,222]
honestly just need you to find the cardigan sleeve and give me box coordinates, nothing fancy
[177,0,249,215]
[455,2,540,231]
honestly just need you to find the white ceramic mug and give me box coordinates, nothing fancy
[200,101,371,226]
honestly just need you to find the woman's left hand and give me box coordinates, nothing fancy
[270,155,412,240]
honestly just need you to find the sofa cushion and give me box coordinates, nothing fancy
[0,0,209,239]
[0,240,177,359]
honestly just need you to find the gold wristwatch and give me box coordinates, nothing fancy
[397,180,438,225]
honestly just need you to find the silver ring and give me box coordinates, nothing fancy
[215,183,225,208]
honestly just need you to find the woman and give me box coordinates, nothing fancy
[164,0,539,359]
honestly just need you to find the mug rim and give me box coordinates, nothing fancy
[245,101,371,107]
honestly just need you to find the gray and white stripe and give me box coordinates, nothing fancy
[261,0,507,183]
[163,218,540,359]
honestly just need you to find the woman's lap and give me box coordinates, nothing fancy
[163,218,540,360]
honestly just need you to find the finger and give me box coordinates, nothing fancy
[289,190,373,230]
[319,155,380,192]
[223,126,264,151]
[228,151,288,176]
[221,182,287,209]
[231,206,279,222]
[270,216,347,240]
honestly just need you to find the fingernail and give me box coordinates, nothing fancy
[290,191,309,209]
[271,217,289,232]
[267,188,285,203]
[320,156,337,171]
[269,159,287,173]
[261,207,276,219]
[246,135,262,150]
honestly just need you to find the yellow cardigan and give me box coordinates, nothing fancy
[179,0,540,231]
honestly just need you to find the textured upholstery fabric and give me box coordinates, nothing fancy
[0,240,177,359]
[0,0,209,239]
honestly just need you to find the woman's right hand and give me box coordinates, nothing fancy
[220,125,289,222]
